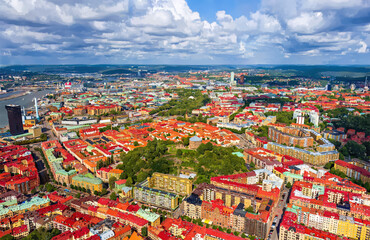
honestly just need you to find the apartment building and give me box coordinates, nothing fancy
[334,160,370,184]
[268,126,314,148]
[267,142,339,166]
[182,182,273,239]
[147,172,193,196]
[71,173,103,193]
[323,130,347,142]
[133,180,179,210]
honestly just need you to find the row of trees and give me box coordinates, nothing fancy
[96,156,114,170]
[13,134,47,145]
[34,147,54,181]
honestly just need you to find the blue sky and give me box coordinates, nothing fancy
[0,0,369,65]
[187,0,260,22]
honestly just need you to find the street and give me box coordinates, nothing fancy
[270,187,290,240]
[31,145,49,184]
[27,120,57,185]
[236,133,255,149]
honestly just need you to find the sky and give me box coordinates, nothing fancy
[0,0,369,65]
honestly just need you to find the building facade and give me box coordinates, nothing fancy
[147,173,192,196]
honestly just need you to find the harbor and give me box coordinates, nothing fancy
[0,89,54,128]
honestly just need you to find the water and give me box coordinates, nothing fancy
[0,91,24,98]
[0,90,54,128]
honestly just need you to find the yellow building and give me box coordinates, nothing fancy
[71,173,103,193]
[148,172,193,196]
[267,142,339,166]
[28,126,42,138]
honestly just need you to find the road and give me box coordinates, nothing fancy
[31,145,49,185]
[27,121,57,185]
[236,133,256,149]
[270,187,290,240]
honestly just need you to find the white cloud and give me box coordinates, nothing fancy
[287,12,327,34]
[131,9,175,27]
[0,0,369,64]
[2,26,61,43]
[301,0,364,10]
[357,41,368,53]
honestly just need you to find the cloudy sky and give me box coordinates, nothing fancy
[0,0,369,65]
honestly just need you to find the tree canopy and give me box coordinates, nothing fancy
[117,139,175,185]
[333,114,370,137]
[150,89,211,116]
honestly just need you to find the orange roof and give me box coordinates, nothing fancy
[129,231,143,240]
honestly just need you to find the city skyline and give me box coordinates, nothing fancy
[0,0,369,65]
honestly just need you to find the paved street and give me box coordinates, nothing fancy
[31,145,49,185]
[236,133,256,149]
[270,187,290,240]
[27,121,56,185]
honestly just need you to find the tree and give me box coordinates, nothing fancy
[76,193,81,198]
[324,162,334,169]
[126,177,133,187]
[45,183,56,192]
[241,233,247,238]
[51,228,61,237]
[328,139,341,149]
[250,162,255,168]
[109,176,117,190]
[133,141,139,146]
[110,192,117,200]
[141,227,148,237]
[101,188,107,195]
[286,182,292,188]
[345,141,367,159]
[1,235,15,240]
[176,149,183,157]
[245,206,254,213]
[363,141,370,157]
[182,137,190,146]
[96,160,103,170]
[136,171,148,183]
[119,172,127,180]
[31,188,36,194]
[256,126,269,138]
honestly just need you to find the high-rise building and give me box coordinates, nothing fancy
[34,98,40,120]
[5,105,24,135]
[326,83,332,91]
[365,76,368,91]
[230,72,235,85]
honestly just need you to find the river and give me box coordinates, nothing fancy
[0,90,54,128]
